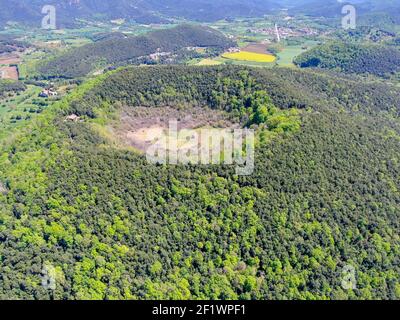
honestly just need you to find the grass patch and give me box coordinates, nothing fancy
[196,59,222,66]
[276,41,319,67]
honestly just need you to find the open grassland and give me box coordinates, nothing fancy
[18,50,49,79]
[196,59,222,66]
[277,41,320,67]
[277,46,306,67]
[222,51,276,63]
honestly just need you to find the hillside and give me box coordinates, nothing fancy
[0,0,168,27]
[289,0,400,17]
[294,42,400,77]
[0,66,399,300]
[2,0,400,28]
[0,80,26,97]
[144,0,280,22]
[0,0,280,28]
[288,0,400,31]
[38,25,235,79]
[0,35,29,54]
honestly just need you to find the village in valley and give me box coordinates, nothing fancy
[187,12,328,67]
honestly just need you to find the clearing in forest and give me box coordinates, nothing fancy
[114,106,239,153]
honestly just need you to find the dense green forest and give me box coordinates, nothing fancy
[333,26,396,44]
[294,42,400,77]
[0,66,399,300]
[38,25,234,79]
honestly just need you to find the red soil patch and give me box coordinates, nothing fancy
[0,66,19,80]
[0,54,21,65]
[242,43,270,54]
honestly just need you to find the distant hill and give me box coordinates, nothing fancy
[144,0,280,22]
[0,0,280,28]
[288,0,353,17]
[0,80,26,98]
[288,0,400,30]
[294,42,400,77]
[0,0,169,27]
[38,24,235,78]
[2,0,400,28]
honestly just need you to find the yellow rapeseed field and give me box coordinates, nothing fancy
[222,51,276,63]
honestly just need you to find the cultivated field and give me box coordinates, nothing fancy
[222,51,276,63]
[0,66,19,80]
[0,54,21,65]
[276,41,319,67]
[0,85,42,140]
[241,43,270,54]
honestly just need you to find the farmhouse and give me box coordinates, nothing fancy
[39,88,58,98]
[227,47,240,53]
[149,51,171,61]
[65,114,80,122]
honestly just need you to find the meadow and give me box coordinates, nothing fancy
[195,59,222,66]
[276,41,319,67]
[276,46,306,67]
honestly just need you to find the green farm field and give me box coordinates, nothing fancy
[277,41,320,67]
[0,85,44,138]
